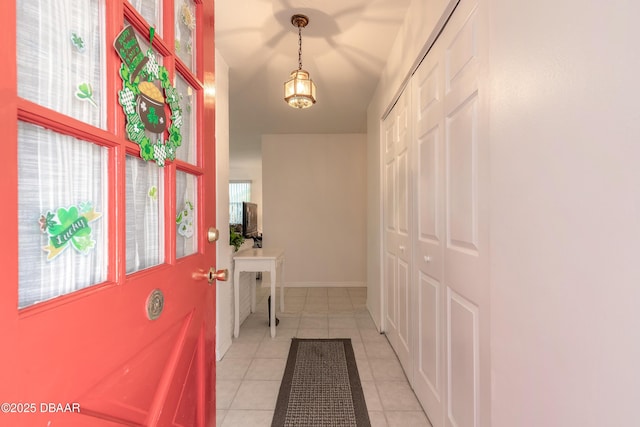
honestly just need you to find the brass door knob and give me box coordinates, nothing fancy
[193,268,229,284]
[211,268,228,282]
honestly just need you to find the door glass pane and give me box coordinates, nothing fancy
[176,171,198,258]
[127,0,162,34]
[175,73,198,164]
[18,122,108,309]
[17,0,106,129]
[126,156,164,273]
[175,0,196,72]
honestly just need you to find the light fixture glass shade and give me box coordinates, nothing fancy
[284,69,316,109]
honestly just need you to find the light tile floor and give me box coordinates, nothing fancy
[216,286,432,427]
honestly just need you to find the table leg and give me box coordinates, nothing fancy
[280,258,285,312]
[250,272,256,313]
[270,265,276,338]
[233,266,240,338]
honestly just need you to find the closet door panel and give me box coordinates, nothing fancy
[410,1,489,427]
[383,88,412,376]
[442,2,490,426]
[412,41,446,427]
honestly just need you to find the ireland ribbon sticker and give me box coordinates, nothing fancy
[40,203,102,261]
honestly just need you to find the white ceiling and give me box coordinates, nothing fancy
[215,0,412,150]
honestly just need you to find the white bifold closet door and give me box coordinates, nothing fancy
[382,89,413,377]
[412,0,490,425]
[383,0,491,425]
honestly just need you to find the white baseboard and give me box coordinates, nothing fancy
[260,281,367,288]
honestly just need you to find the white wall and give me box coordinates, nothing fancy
[262,134,367,287]
[214,49,233,361]
[488,0,640,425]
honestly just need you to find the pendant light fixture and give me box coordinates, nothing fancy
[284,14,317,109]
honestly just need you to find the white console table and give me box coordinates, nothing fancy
[233,248,285,338]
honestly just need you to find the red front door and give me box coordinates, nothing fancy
[1,1,217,426]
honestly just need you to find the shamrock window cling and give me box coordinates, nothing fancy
[148,186,158,201]
[114,25,183,167]
[176,200,194,238]
[70,31,99,109]
[70,32,86,53]
[181,3,196,32]
[179,2,195,55]
[75,82,98,107]
[40,202,102,261]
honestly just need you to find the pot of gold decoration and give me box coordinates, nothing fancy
[137,81,167,134]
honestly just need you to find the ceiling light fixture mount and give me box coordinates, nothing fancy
[284,14,317,109]
[290,14,309,29]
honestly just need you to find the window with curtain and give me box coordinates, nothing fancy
[17,0,106,129]
[125,155,163,274]
[18,122,109,308]
[176,171,198,258]
[16,0,108,308]
[229,181,251,225]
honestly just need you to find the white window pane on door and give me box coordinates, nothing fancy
[176,171,197,258]
[17,0,106,129]
[174,74,197,164]
[175,0,196,72]
[18,122,108,309]
[126,156,164,273]
[127,0,162,34]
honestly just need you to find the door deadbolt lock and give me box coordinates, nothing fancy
[193,267,228,284]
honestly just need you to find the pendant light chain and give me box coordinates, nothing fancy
[298,25,303,71]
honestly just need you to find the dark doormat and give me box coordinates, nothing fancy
[272,338,371,426]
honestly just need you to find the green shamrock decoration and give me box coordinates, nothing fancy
[148,186,158,200]
[139,137,155,161]
[176,201,194,238]
[79,201,93,212]
[76,82,97,107]
[48,207,93,253]
[147,107,159,125]
[41,203,102,260]
[159,68,170,88]
[169,125,182,145]
[71,32,85,52]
